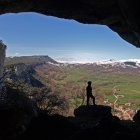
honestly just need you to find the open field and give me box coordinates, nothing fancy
[36,64,140,112]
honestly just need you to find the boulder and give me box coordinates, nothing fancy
[74,105,112,118]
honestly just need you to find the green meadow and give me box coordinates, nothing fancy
[42,65,140,111]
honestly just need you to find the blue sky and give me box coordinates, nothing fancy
[0,12,140,63]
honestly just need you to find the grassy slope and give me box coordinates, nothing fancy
[36,65,140,111]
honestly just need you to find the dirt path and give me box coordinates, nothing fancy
[112,86,133,120]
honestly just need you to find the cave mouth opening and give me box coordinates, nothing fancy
[1,12,140,62]
[0,12,140,120]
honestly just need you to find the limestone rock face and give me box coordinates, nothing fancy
[0,41,6,92]
[0,0,140,47]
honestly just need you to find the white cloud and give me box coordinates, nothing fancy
[15,52,19,56]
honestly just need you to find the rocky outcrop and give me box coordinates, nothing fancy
[74,105,112,118]
[133,110,140,124]
[70,105,137,140]
[0,0,140,47]
[5,63,44,87]
[0,41,6,92]
[73,105,118,129]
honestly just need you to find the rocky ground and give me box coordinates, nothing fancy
[1,98,140,140]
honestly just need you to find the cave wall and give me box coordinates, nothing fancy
[0,41,6,92]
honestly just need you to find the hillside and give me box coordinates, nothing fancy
[5,55,58,66]
[3,56,140,119]
[4,55,59,87]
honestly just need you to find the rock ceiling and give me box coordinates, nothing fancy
[0,0,140,47]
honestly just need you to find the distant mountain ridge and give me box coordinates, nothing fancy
[94,59,140,68]
[5,55,58,66]
[57,58,140,69]
[5,56,140,71]
[5,56,140,69]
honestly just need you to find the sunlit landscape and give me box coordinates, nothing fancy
[1,9,140,140]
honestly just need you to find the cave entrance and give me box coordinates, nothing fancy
[0,12,140,120]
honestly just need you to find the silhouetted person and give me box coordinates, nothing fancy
[86,81,95,106]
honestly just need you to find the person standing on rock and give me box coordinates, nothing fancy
[86,81,95,106]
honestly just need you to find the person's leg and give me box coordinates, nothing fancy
[91,95,95,105]
[87,96,90,106]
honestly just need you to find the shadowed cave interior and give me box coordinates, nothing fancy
[1,0,140,140]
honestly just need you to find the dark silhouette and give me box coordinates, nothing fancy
[86,81,95,106]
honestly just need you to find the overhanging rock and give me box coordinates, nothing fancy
[0,0,140,47]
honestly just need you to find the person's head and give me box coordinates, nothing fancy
[87,81,92,85]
